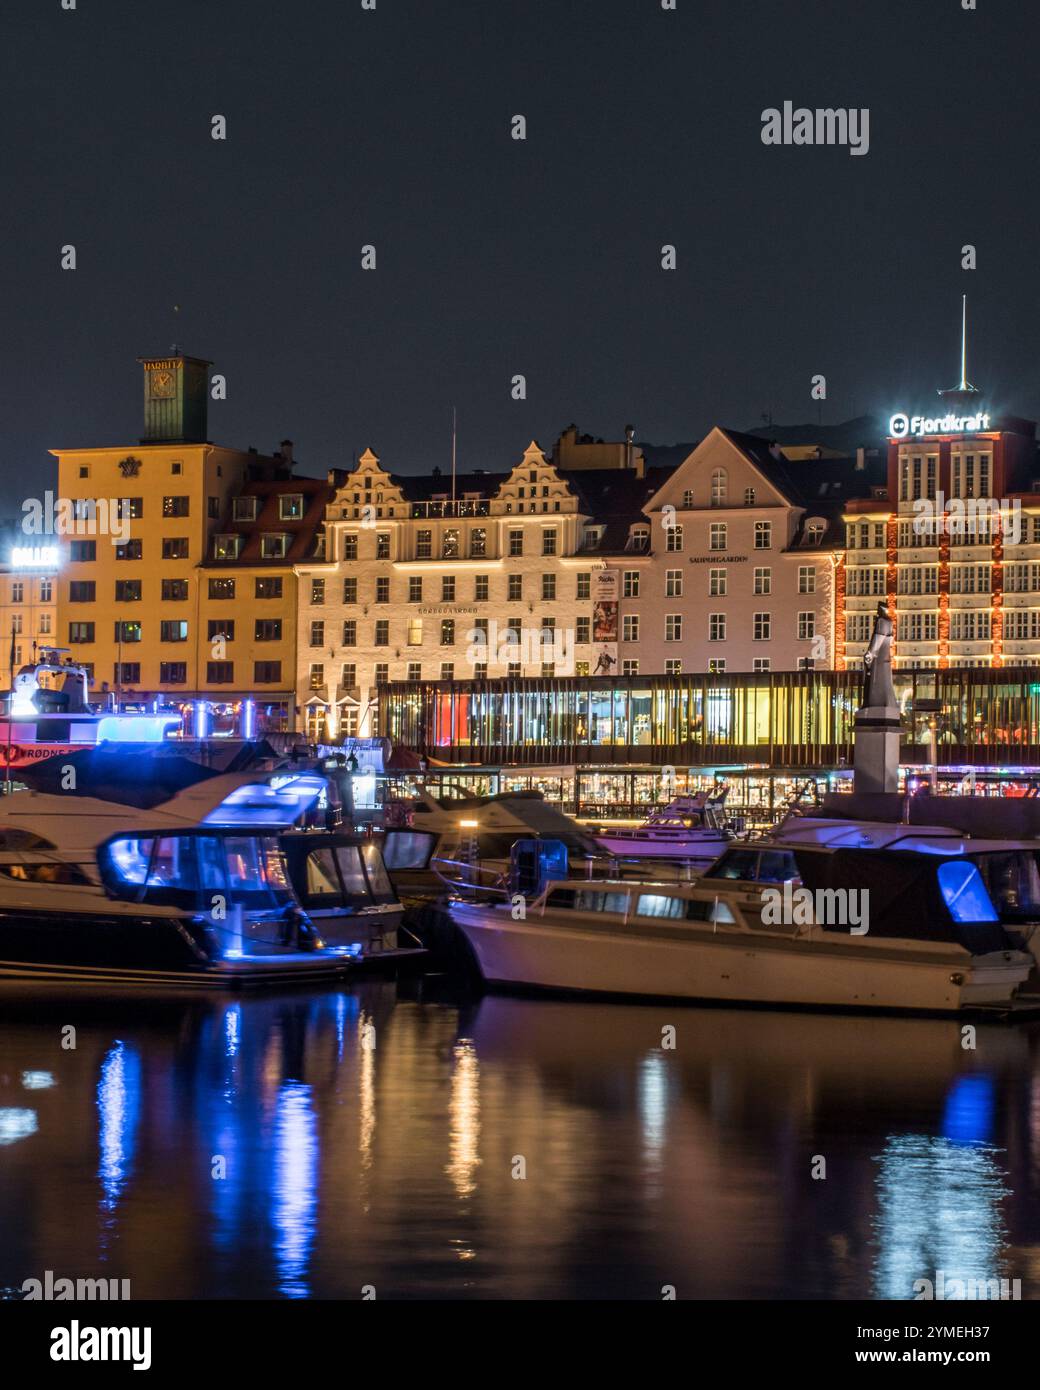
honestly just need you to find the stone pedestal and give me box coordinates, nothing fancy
[853,707,902,795]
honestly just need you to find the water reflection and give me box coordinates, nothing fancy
[0,987,1037,1299]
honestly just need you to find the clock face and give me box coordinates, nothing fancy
[151,368,175,398]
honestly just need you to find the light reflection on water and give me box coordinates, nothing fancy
[0,984,1038,1299]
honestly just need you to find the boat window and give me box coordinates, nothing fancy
[107,838,154,886]
[546,887,576,909]
[757,850,798,883]
[336,845,369,898]
[686,897,736,923]
[971,851,1040,921]
[704,850,760,881]
[195,835,228,892]
[546,888,628,914]
[224,837,266,891]
[262,840,290,891]
[147,836,193,888]
[306,848,341,898]
[938,860,998,924]
[360,843,393,899]
[0,830,57,850]
[382,831,437,870]
[0,861,91,885]
[635,893,685,919]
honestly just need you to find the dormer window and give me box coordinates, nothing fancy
[260,533,290,559]
[233,496,259,522]
[278,494,304,520]
[626,528,649,553]
[213,534,242,560]
[805,519,827,546]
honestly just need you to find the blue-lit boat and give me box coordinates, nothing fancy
[0,773,350,988]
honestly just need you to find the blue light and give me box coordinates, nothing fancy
[0,1108,38,1145]
[97,1040,142,1212]
[202,775,326,827]
[195,700,211,740]
[272,1081,318,1299]
[943,1076,996,1146]
[243,698,256,741]
[96,714,180,743]
[21,1070,55,1090]
[938,860,999,923]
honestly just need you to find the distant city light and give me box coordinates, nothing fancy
[10,545,59,568]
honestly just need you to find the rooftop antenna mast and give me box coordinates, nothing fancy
[451,406,457,505]
[938,293,981,402]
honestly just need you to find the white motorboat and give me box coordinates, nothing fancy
[0,771,351,988]
[593,792,734,864]
[449,823,1037,1014]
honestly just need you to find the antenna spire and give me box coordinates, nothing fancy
[960,293,968,391]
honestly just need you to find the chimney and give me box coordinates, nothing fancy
[624,423,635,472]
[769,441,783,460]
[279,439,294,467]
[855,447,866,471]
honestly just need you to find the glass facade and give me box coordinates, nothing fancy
[380,668,1040,769]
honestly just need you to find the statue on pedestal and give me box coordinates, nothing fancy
[861,601,896,711]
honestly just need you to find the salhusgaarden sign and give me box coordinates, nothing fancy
[889,410,991,439]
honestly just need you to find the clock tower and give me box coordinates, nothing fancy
[138,352,211,443]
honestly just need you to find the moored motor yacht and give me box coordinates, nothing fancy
[448,831,1036,1014]
[593,791,734,865]
[0,772,349,988]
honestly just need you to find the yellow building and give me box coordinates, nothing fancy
[0,547,58,684]
[50,354,315,730]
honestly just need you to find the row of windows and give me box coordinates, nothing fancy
[0,580,53,603]
[706,613,816,643]
[308,572,596,605]
[847,516,1040,549]
[852,563,1040,597]
[64,496,198,520]
[69,619,285,644]
[333,526,561,563]
[4,613,52,635]
[896,455,992,504]
[101,661,284,686]
[69,577,285,603]
[846,613,1000,644]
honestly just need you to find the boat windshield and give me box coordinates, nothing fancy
[101,832,293,909]
[969,850,1040,923]
[703,848,798,883]
[295,839,397,909]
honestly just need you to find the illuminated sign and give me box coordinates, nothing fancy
[889,411,990,439]
[10,546,59,568]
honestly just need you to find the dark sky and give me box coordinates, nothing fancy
[5,0,1040,509]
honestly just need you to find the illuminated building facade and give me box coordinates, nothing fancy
[0,550,58,685]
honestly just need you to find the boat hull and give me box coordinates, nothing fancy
[450,906,1032,1013]
[596,833,730,861]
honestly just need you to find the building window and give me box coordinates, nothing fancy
[798,566,816,594]
[343,577,358,603]
[508,529,524,557]
[39,614,51,635]
[114,621,142,643]
[117,498,143,519]
[254,661,282,684]
[407,618,423,646]
[70,580,96,602]
[623,615,640,642]
[162,538,189,560]
[415,530,432,559]
[708,659,726,674]
[68,622,94,643]
[374,663,389,686]
[163,496,189,518]
[708,613,725,642]
[115,662,141,683]
[576,572,591,600]
[260,534,290,559]
[376,576,390,603]
[753,657,771,672]
[475,575,489,601]
[375,532,391,560]
[754,521,772,550]
[374,620,390,646]
[311,578,325,604]
[440,663,454,681]
[441,619,455,645]
[342,663,357,687]
[542,529,557,556]
[744,488,756,506]
[212,535,241,561]
[623,571,640,598]
[208,578,235,600]
[753,567,771,595]
[441,576,455,602]
[309,664,325,691]
[442,529,460,559]
[797,612,815,640]
[576,617,591,643]
[279,494,304,521]
[160,662,187,684]
[115,539,143,561]
[753,612,771,641]
[207,619,235,641]
[508,574,523,601]
[407,662,422,681]
[709,568,726,597]
[710,522,727,551]
[542,574,556,601]
[310,621,324,646]
[710,469,727,507]
[70,541,96,562]
[343,534,359,561]
[343,620,357,646]
[622,660,639,675]
[255,577,283,599]
[665,569,683,597]
[160,620,188,643]
[665,659,682,675]
[233,497,259,521]
[115,579,142,602]
[254,619,283,641]
[665,524,683,553]
[470,528,487,558]
[408,577,423,602]
[666,614,684,642]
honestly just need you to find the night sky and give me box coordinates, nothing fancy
[5,0,1040,512]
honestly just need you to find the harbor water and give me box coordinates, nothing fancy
[2,981,1039,1300]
